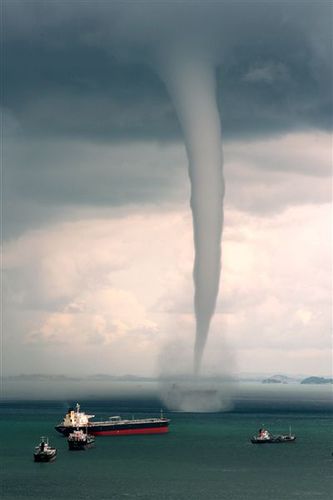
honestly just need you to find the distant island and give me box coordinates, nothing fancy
[300,376,333,385]
[261,374,333,385]
[262,375,296,384]
[262,378,283,384]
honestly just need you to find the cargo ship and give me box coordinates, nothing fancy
[55,403,170,436]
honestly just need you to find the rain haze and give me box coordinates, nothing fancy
[2,1,332,406]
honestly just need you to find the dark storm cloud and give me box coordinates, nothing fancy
[3,0,332,141]
[3,137,188,239]
[2,1,332,239]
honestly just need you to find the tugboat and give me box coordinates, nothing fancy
[251,426,296,444]
[55,403,170,436]
[33,437,57,462]
[67,429,95,450]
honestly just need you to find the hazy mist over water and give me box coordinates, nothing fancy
[2,378,332,413]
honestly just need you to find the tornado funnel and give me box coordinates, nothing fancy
[160,56,224,374]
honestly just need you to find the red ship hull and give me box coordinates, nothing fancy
[55,416,170,437]
[91,426,169,436]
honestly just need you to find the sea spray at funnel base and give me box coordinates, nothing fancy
[159,56,224,374]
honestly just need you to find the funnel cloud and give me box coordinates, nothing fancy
[159,55,224,374]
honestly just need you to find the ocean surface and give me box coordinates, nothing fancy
[1,400,332,500]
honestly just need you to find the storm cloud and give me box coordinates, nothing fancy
[3,0,332,142]
[3,0,332,239]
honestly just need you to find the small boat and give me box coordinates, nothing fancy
[67,429,95,450]
[33,437,57,462]
[251,426,296,444]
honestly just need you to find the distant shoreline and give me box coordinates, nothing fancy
[1,378,332,412]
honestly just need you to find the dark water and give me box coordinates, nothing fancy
[1,401,332,500]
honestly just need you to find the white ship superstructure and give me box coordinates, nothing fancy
[62,403,95,428]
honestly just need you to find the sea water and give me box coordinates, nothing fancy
[1,400,332,500]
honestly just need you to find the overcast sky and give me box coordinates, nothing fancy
[2,0,332,378]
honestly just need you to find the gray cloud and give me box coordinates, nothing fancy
[2,1,332,238]
[3,137,189,238]
[3,130,331,239]
[3,0,332,142]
